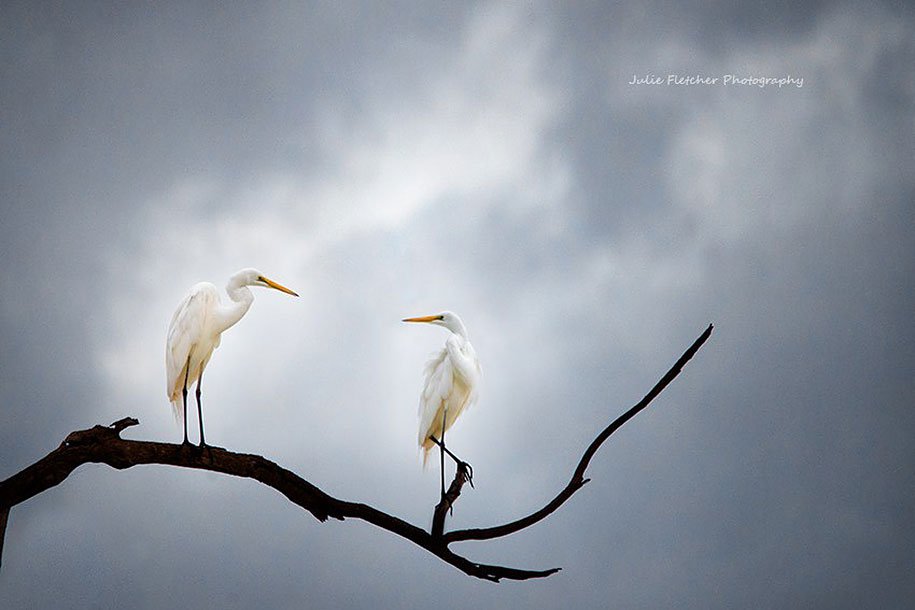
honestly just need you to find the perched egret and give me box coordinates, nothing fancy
[166,268,298,447]
[403,311,481,497]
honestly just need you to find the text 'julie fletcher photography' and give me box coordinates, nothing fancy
[629,73,804,88]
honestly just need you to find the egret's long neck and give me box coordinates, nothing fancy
[217,282,255,332]
[448,318,469,340]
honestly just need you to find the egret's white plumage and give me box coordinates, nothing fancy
[403,312,481,466]
[165,268,298,445]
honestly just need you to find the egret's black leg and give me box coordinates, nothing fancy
[196,370,206,448]
[428,436,468,467]
[428,435,474,488]
[440,409,447,499]
[182,359,191,446]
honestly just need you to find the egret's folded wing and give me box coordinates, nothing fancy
[417,347,453,447]
[165,284,213,403]
[444,335,481,412]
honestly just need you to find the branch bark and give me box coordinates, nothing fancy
[0,324,713,581]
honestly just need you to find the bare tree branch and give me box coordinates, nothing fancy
[0,419,555,581]
[0,324,713,582]
[431,461,472,539]
[444,323,714,544]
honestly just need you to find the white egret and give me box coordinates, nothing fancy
[403,311,481,497]
[166,268,299,447]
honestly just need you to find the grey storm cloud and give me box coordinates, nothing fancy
[2,2,913,608]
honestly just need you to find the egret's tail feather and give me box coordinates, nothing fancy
[169,398,184,426]
[421,439,435,468]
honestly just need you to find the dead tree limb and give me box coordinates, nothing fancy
[0,324,713,581]
[443,322,714,543]
[431,461,472,538]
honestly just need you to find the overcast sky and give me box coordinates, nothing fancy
[1,1,913,608]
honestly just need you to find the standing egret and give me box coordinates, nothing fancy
[166,268,298,447]
[403,311,481,498]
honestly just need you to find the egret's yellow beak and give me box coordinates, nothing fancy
[259,276,299,297]
[402,314,443,323]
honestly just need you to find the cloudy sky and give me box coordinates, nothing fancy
[2,1,913,608]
